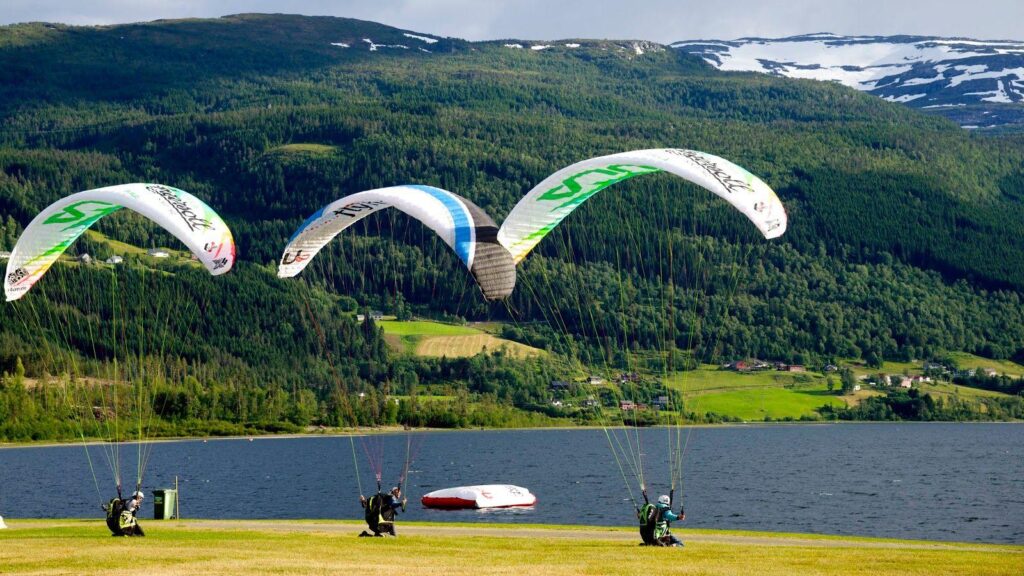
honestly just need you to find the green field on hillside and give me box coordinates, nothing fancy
[686,384,844,421]
[377,321,481,337]
[664,366,828,393]
[378,320,545,358]
[947,353,1024,378]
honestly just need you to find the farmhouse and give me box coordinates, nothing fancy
[549,380,571,392]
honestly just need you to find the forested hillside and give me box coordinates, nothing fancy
[1,14,1023,436]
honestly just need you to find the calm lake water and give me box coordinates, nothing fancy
[1,423,1021,543]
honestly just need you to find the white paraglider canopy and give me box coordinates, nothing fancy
[278,184,515,300]
[421,485,537,509]
[4,183,236,302]
[497,148,787,264]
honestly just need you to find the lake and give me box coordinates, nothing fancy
[1,423,1021,543]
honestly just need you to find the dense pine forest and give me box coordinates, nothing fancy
[1,14,1023,439]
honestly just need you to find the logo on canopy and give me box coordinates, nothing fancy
[147,185,215,232]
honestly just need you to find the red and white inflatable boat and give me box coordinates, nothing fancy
[421,485,537,509]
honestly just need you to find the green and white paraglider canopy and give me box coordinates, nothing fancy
[497,148,788,264]
[4,183,236,302]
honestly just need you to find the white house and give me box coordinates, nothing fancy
[105,255,123,265]
[147,249,170,258]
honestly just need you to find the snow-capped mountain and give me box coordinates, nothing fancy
[673,33,1024,130]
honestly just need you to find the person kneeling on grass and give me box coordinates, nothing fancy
[638,494,684,547]
[359,486,407,537]
[104,491,145,537]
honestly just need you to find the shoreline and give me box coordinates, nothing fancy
[2,420,1022,450]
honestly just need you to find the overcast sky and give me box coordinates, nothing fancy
[1,0,1021,42]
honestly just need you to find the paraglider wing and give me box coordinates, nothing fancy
[278,185,515,301]
[4,183,236,302]
[497,149,788,264]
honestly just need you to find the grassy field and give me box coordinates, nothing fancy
[0,519,1019,576]
[916,381,1010,400]
[664,366,829,393]
[377,321,481,336]
[685,385,845,421]
[843,354,1024,379]
[843,359,922,379]
[378,320,544,358]
[662,367,846,420]
[415,334,542,358]
[947,353,1024,378]
[263,143,339,157]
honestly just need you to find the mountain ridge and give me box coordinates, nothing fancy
[671,32,1024,130]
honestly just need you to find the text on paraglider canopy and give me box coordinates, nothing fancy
[332,200,388,218]
[146,185,215,232]
[281,250,310,266]
[667,149,753,195]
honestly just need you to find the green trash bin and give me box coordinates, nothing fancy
[153,489,177,520]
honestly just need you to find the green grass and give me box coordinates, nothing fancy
[664,365,827,393]
[842,355,1024,379]
[947,352,1024,378]
[842,359,922,378]
[0,519,1019,576]
[264,143,338,156]
[916,381,1012,400]
[390,395,456,403]
[660,366,840,420]
[686,384,843,421]
[378,320,544,358]
[378,320,481,337]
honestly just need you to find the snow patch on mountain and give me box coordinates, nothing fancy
[363,38,408,52]
[673,34,1024,129]
[403,32,438,44]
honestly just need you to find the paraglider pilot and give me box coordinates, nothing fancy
[360,486,407,537]
[639,494,684,547]
[104,491,146,537]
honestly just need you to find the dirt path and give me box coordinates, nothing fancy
[90,519,1017,553]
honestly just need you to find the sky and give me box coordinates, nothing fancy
[1,0,1021,42]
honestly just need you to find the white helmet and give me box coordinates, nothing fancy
[658,494,670,505]
[133,491,145,499]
